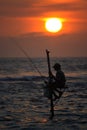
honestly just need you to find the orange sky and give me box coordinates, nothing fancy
[0,0,87,57]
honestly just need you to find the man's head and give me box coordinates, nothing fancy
[53,63,61,71]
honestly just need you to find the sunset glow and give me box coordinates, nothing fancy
[0,0,87,57]
[45,18,62,33]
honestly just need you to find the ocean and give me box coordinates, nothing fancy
[0,57,87,130]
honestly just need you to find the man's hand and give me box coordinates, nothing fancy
[49,72,54,79]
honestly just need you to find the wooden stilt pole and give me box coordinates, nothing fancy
[46,50,54,119]
[50,93,54,119]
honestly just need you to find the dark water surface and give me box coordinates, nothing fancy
[0,57,87,130]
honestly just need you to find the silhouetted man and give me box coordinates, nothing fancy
[51,63,66,100]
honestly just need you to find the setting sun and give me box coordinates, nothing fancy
[45,18,62,33]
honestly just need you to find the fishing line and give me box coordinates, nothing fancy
[11,38,45,81]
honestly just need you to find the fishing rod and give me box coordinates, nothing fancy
[12,38,45,82]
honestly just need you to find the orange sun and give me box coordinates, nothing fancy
[45,18,62,33]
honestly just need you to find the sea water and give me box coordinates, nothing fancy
[0,57,87,130]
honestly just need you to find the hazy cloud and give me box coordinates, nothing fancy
[42,2,87,12]
[0,32,87,57]
[0,0,86,17]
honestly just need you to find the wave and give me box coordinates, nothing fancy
[0,73,86,82]
[0,75,46,82]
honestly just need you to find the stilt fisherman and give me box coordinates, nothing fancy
[45,50,66,119]
[50,63,66,100]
